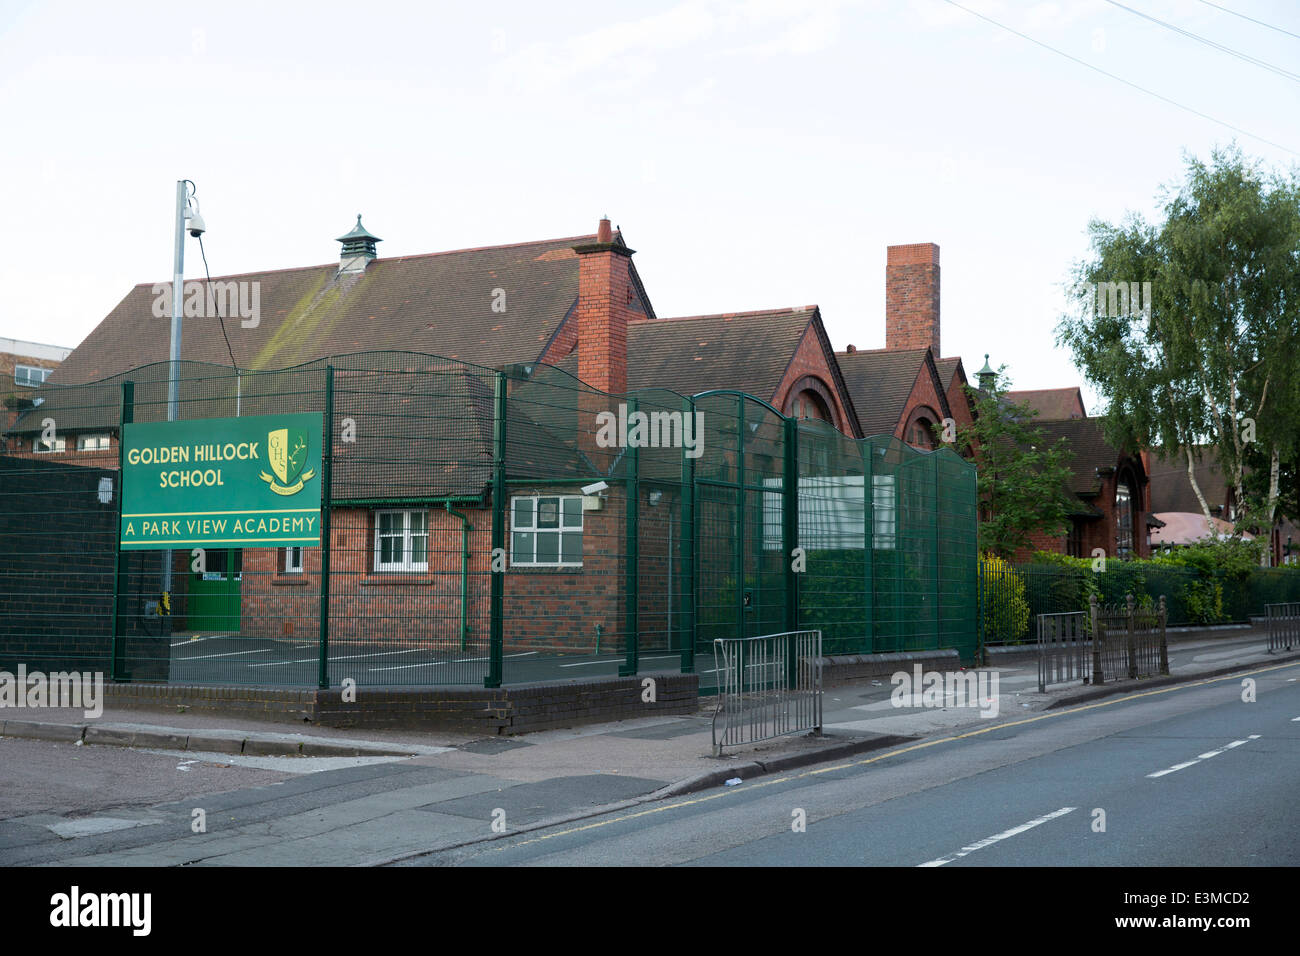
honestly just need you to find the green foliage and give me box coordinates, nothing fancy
[980,553,1030,644]
[1056,146,1300,536]
[953,373,1077,559]
[1023,542,1300,625]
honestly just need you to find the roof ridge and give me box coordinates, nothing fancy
[129,233,597,287]
[646,306,818,324]
[837,346,927,356]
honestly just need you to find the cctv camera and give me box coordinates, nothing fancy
[581,481,609,495]
[188,212,206,238]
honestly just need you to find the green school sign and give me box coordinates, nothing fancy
[120,412,323,550]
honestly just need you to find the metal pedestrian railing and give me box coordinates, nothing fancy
[1037,610,1090,692]
[1090,594,1168,684]
[1265,602,1300,653]
[711,629,822,756]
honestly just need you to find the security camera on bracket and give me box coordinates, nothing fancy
[581,480,608,511]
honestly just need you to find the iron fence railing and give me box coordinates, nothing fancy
[1089,594,1168,684]
[1037,610,1090,692]
[1265,602,1300,653]
[711,629,822,756]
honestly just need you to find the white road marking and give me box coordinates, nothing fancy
[918,807,1077,867]
[169,636,210,647]
[249,648,428,667]
[1148,760,1201,778]
[175,648,274,661]
[367,651,539,672]
[1149,735,1262,777]
[558,655,678,668]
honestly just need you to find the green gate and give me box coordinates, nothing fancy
[184,548,243,632]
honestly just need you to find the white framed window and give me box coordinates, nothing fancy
[284,546,304,574]
[14,365,49,388]
[32,435,66,453]
[872,474,896,550]
[373,510,428,572]
[511,495,583,567]
[77,434,111,451]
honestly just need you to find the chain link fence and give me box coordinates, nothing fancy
[1,351,979,690]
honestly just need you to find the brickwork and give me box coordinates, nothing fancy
[885,243,940,354]
[773,323,853,432]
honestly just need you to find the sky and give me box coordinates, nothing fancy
[1,0,1297,412]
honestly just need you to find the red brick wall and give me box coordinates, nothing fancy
[773,324,854,434]
[894,362,947,448]
[238,497,629,655]
[886,244,940,354]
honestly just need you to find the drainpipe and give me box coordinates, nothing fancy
[445,502,473,651]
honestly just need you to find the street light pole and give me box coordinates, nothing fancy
[168,179,188,423]
[162,179,192,604]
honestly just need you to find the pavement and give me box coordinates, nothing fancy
[1,625,1296,865]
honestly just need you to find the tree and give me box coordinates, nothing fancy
[949,368,1077,559]
[1057,146,1300,558]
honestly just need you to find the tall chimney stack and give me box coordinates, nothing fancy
[572,217,633,395]
[885,242,940,355]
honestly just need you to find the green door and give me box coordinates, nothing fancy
[184,549,243,632]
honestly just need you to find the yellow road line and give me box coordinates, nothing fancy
[508,659,1300,849]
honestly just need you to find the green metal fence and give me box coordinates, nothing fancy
[0,350,980,689]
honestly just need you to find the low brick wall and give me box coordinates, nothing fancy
[103,671,698,735]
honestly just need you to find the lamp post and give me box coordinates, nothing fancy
[161,180,203,603]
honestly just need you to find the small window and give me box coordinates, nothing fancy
[511,495,583,567]
[373,510,429,572]
[14,365,49,388]
[77,434,111,451]
[33,435,66,453]
[284,546,304,574]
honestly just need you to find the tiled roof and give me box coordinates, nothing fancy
[836,348,949,438]
[1006,387,1086,420]
[45,234,596,388]
[934,356,963,391]
[1147,447,1230,514]
[1036,417,1132,500]
[625,308,816,399]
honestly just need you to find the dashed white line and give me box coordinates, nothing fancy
[174,648,274,661]
[1148,760,1201,779]
[1148,735,1261,778]
[367,651,539,672]
[918,807,1077,867]
[558,655,679,668]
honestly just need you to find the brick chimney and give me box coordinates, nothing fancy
[572,218,634,395]
[886,242,940,355]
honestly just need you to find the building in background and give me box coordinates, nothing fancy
[1,336,72,431]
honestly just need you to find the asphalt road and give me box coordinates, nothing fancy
[413,661,1300,866]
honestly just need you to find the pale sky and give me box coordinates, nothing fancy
[1,0,1297,412]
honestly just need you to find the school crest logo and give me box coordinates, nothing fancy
[260,427,316,496]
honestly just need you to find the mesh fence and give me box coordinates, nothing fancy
[1,350,980,689]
